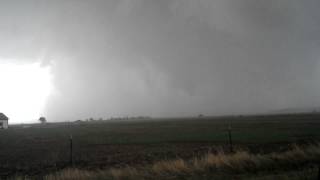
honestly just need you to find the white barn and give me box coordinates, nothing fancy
[0,113,8,129]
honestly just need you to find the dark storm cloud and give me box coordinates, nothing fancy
[1,0,320,120]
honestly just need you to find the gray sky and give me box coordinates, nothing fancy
[1,0,320,121]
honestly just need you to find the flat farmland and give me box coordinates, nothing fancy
[0,114,319,178]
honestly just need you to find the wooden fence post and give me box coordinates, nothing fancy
[228,125,233,153]
[70,135,73,166]
[318,164,320,180]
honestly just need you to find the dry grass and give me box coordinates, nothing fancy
[192,150,275,173]
[42,143,320,180]
[249,167,318,180]
[194,151,250,171]
[109,167,139,180]
[45,169,96,180]
[191,143,320,174]
[152,158,190,174]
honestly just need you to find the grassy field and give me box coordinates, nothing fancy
[0,113,320,178]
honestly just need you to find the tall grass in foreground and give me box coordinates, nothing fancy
[44,143,320,180]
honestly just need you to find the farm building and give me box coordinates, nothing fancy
[0,113,8,129]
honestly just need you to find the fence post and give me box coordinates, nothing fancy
[318,164,320,180]
[228,125,233,153]
[69,134,73,166]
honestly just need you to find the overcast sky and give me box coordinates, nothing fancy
[1,0,320,121]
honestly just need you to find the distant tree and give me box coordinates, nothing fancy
[39,117,46,124]
[198,114,204,118]
[75,120,82,123]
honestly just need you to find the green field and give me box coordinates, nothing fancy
[0,114,320,178]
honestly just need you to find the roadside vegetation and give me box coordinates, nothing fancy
[44,143,320,180]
